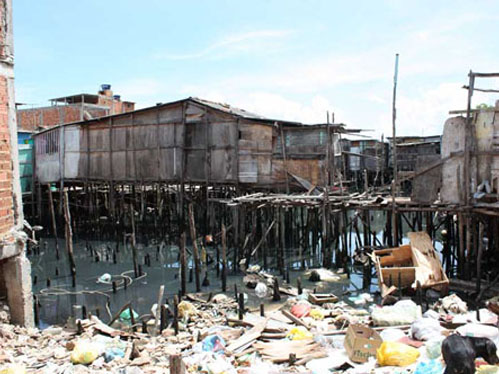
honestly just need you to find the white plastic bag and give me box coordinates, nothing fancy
[371,300,422,326]
[411,318,444,341]
[255,282,268,298]
[456,323,499,346]
[380,328,407,342]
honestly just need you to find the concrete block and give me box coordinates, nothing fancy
[3,251,34,327]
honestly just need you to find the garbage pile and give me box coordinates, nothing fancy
[0,298,10,324]
[1,286,498,373]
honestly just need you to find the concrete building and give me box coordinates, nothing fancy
[16,84,135,132]
[0,0,34,327]
[442,101,499,204]
[15,85,134,196]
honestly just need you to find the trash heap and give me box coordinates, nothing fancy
[1,285,498,373]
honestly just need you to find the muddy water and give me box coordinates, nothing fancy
[29,211,442,328]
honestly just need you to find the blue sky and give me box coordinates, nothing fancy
[13,0,499,137]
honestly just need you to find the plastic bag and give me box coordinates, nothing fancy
[425,337,444,359]
[291,303,311,318]
[371,300,422,326]
[286,326,313,340]
[349,293,373,305]
[255,282,268,298]
[379,328,406,342]
[119,308,139,324]
[477,365,499,374]
[376,341,420,366]
[202,335,226,353]
[456,323,499,346]
[310,309,325,320]
[104,347,125,362]
[441,294,468,314]
[414,360,443,374]
[97,273,112,283]
[0,365,26,374]
[411,318,444,341]
[178,301,197,319]
[70,341,100,365]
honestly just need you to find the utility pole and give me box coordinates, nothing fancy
[391,53,399,245]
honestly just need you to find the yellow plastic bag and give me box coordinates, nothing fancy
[0,365,26,374]
[178,301,197,319]
[477,366,499,374]
[310,309,325,320]
[70,341,100,365]
[376,341,420,367]
[286,326,313,340]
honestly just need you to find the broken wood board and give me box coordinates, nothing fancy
[308,293,339,305]
[408,231,449,292]
[282,310,310,329]
[254,339,326,363]
[226,318,268,353]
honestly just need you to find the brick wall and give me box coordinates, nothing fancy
[0,77,14,234]
[17,105,110,132]
[0,0,15,235]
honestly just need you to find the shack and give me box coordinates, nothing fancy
[341,137,389,189]
[33,97,356,195]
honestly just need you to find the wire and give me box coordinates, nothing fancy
[37,269,148,321]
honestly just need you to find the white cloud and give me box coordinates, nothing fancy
[116,8,499,140]
[371,82,496,138]
[154,29,292,60]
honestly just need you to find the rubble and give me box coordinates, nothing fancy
[0,288,498,374]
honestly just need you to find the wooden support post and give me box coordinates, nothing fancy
[386,210,393,247]
[160,304,168,333]
[465,215,472,280]
[130,205,139,278]
[238,293,244,320]
[280,208,286,274]
[180,232,187,296]
[260,303,265,317]
[47,184,60,260]
[33,296,39,326]
[63,191,76,287]
[476,222,484,295]
[155,285,165,336]
[188,204,201,292]
[279,122,290,194]
[221,223,227,292]
[272,277,281,301]
[169,354,184,374]
[129,305,136,332]
[173,295,179,335]
[458,213,465,278]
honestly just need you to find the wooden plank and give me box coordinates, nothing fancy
[226,318,268,353]
[408,231,449,289]
[282,309,309,329]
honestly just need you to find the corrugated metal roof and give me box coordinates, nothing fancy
[33,97,362,135]
[190,97,268,120]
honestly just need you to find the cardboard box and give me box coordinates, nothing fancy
[344,324,383,363]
